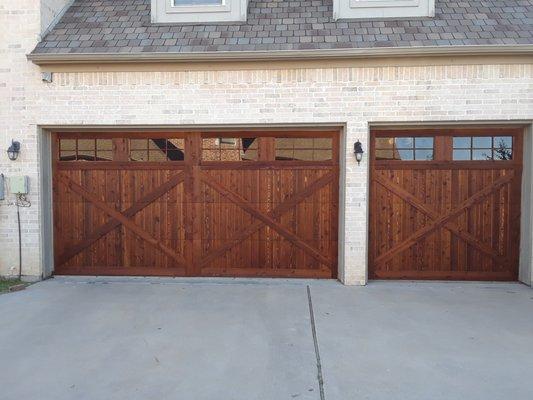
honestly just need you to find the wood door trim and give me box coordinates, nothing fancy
[372,127,525,137]
[201,267,332,278]
[56,266,187,276]
[184,132,202,276]
[372,161,522,170]
[372,270,516,280]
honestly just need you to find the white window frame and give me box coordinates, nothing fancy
[334,0,435,20]
[151,0,247,23]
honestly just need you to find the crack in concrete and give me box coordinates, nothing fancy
[307,285,325,400]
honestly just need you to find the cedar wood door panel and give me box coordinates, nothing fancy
[52,132,339,279]
[369,128,523,281]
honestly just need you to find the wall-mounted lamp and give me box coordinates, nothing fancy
[354,140,364,165]
[7,140,21,161]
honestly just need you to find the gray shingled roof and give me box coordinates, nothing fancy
[32,0,533,55]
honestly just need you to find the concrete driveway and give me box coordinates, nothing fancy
[0,278,532,400]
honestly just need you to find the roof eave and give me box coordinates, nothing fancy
[27,44,533,65]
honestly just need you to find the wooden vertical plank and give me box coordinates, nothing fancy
[259,137,275,161]
[113,138,129,162]
[185,132,202,276]
[435,136,452,161]
[508,132,523,278]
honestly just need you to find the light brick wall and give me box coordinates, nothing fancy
[0,0,43,280]
[1,62,531,284]
[1,5,532,285]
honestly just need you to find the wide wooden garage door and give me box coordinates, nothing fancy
[52,131,338,278]
[369,128,523,281]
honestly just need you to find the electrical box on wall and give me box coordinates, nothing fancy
[10,176,29,195]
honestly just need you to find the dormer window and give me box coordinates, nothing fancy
[174,0,223,4]
[334,0,435,20]
[151,0,247,23]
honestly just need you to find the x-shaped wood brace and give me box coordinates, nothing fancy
[199,171,336,269]
[373,171,515,266]
[57,172,188,269]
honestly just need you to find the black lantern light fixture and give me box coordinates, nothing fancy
[7,140,20,161]
[354,140,364,165]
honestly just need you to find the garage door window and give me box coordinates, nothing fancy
[201,137,259,161]
[129,139,185,161]
[375,137,434,161]
[59,138,113,161]
[275,137,333,161]
[453,136,513,161]
[58,137,186,162]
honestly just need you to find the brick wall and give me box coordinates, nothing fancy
[0,0,42,280]
[1,6,532,285]
[1,62,531,284]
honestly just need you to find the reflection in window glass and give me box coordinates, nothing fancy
[96,139,113,150]
[375,149,394,160]
[494,136,512,148]
[374,137,434,161]
[493,137,513,160]
[452,136,513,161]
[275,137,332,161]
[77,139,95,151]
[472,149,492,160]
[129,139,185,162]
[453,137,471,148]
[59,138,95,161]
[395,137,413,149]
[415,149,433,161]
[60,139,76,151]
[202,137,258,161]
[397,149,414,160]
[452,149,470,160]
[472,136,492,148]
[59,138,115,161]
[375,138,393,149]
[415,137,433,148]
[96,139,113,161]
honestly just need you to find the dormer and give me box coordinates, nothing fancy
[334,0,435,20]
[151,0,247,24]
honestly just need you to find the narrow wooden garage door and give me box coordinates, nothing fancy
[53,131,338,278]
[369,128,523,281]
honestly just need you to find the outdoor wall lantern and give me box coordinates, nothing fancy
[354,140,364,165]
[7,140,21,161]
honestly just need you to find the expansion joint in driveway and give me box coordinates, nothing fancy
[307,285,325,400]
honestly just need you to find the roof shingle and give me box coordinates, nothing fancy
[32,0,533,55]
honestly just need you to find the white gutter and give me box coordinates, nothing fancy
[27,44,533,65]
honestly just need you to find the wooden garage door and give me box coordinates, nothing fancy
[52,131,338,278]
[369,128,523,281]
